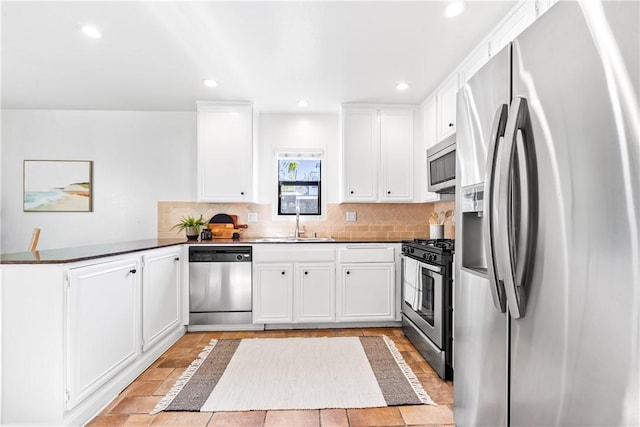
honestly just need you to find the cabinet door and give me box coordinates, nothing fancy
[253,264,293,323]
[142,247,181,352]
[66,257,139,410]
[197,102,253,202]
[295,263,335,323]
[437,75,458,141]
[421,98,455,203]
[337,263,395,322]
[380,109,413,201]
[342,108,378,202]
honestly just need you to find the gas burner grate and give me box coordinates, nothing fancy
[405,238,455,251]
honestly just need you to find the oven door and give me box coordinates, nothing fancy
[410,261,444,349]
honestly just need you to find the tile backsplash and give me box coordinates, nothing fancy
[158,201,455,240]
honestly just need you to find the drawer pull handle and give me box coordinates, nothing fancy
[129,269,137,274]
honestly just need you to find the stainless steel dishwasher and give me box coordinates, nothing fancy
[189,246,253,328]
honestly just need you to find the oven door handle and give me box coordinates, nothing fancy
[418,262,443,274]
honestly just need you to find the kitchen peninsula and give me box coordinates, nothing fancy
[1,236,408,426]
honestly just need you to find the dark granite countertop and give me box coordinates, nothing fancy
[0,237,405,265]
[0,239,187,264]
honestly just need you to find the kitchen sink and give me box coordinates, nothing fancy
[255,237,335,243]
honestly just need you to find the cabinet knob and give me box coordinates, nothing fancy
[448,123,454,127]
[174,257,180,261]
[304,271,308,275]
[346,271,350,275]
[240,191,245,196]
[129,268,137,274]
[281,271,286,275]
[387,190,391,194]
[350,190,354,194]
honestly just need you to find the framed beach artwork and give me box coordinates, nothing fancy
[23,160,93,212]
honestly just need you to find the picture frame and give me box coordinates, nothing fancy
[23,160,93,212]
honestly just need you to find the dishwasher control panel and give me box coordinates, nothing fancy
[189,246,252,263]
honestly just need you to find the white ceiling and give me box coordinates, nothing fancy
[1,1,516,113]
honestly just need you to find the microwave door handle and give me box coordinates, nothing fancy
[498,97,538,319]
[484,104,509,313]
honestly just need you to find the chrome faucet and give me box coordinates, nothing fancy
[295,202,301,238]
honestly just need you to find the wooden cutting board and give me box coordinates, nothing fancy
[207,223,236,239]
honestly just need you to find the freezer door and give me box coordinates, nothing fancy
[509,2,639,426]
[454,270,508,427]
[454,45,511,427]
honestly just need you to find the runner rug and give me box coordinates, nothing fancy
[151,335,434,413]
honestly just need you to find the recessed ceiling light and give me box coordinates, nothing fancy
[396,82,410,91]
[445,1,465,18]
[203,79,218,87]
[81,25,102,39]
[297,100,309,107]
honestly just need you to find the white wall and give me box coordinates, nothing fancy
[1,110,196,253]
[256,113,340,211]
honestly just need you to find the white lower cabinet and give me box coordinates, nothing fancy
[142,247,182,352]
[337,244,398,322]
[253,243,399,326]
[337,263,395,321]
[66,257,140,410]
[253,264,293,323]
[0,249,185,426]
[295,263,335,323]
[253,262,335,324]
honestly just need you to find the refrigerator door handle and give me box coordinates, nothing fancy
[498,97,538,319]
[483,104,509,313]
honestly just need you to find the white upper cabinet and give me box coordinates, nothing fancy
[341,106,415,203]
[436,74,458,141]
[380,109,414,201]
[197,101,253,202]
[342,108,379,202]
[420,98,453,203]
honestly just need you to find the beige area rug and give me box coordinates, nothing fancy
[151,336,434,413]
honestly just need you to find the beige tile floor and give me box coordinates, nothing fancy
[87,328,454,426]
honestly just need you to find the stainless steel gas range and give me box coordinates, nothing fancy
[401,239,454,380]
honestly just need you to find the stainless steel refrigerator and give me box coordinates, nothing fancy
[454,1,639,426]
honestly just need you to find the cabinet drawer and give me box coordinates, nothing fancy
[253,245,336,263]
[338,245,395,263]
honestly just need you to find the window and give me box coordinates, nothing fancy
[278,158,321,215]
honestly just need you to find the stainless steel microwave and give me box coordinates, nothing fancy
[426,134,456,193]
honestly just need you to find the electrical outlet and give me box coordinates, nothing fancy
[248,212,258,223]
[346,211,357,222]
